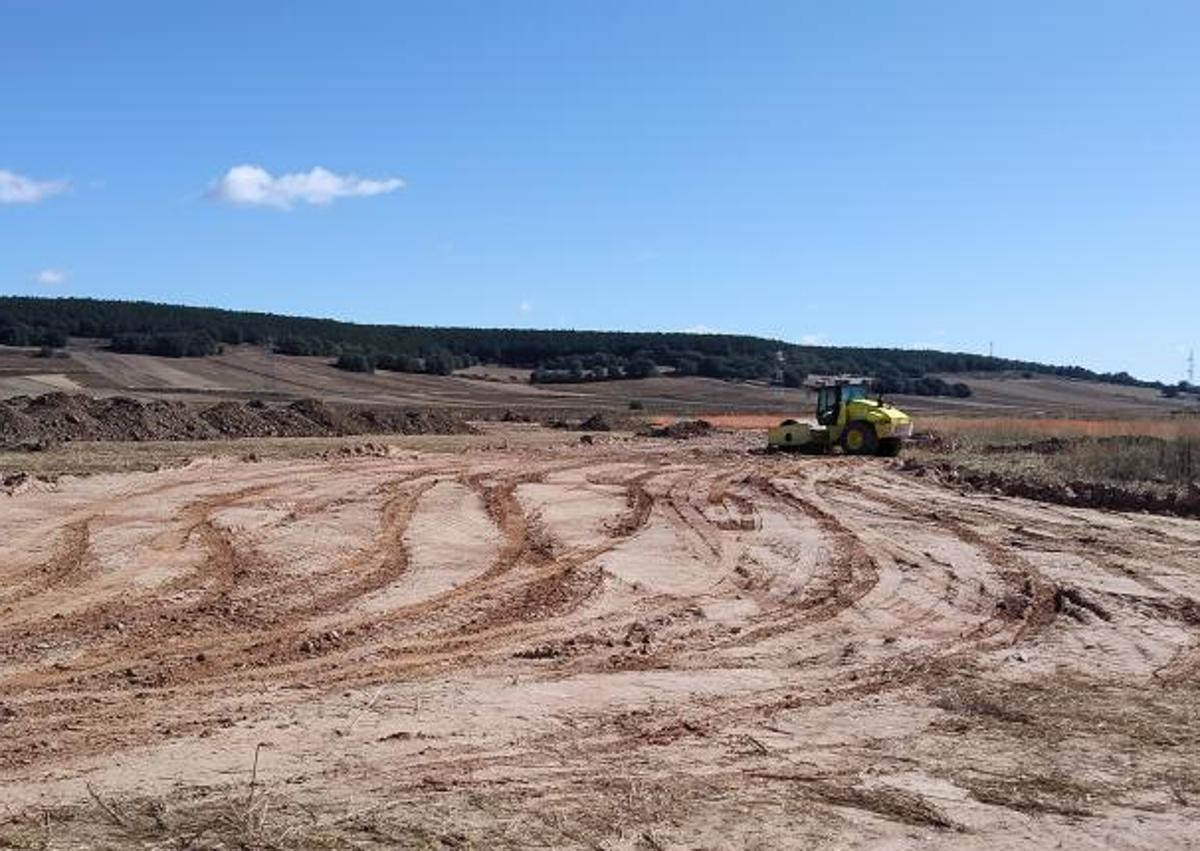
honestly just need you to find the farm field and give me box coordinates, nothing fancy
[1,428,1198,848]
[2,342,1195,418]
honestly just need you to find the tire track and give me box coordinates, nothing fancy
[2,445,1198,832]
[814,473,1059,647]
[0,517,92,612]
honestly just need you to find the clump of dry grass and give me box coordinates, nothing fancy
[1046,435,1197,486]
[932,676,1200,747]
[806,781,959,830]
[958,773,1104,818]
[931,675,1200,819]
[0,786,349,850]
[920,415,1200,442]
[912,415,1199,504]
[0,745,355,850]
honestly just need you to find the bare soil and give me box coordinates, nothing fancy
[2,428,1198,848]
[0,393,472,447]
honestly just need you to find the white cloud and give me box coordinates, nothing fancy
[799,333,825,346]
[518,300,532,314]
[208,164,404,209]
[0,170,70,204]
[681,324,725,335]
[34,268,67,286]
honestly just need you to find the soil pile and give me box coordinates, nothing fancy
[640,419,714,440]
[578,412,613,432]
[0,393,474,446]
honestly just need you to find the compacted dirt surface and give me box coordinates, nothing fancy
[2,432,1199,848]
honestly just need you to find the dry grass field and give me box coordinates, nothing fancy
[911,416,1199,502]
[920,416,1200,442]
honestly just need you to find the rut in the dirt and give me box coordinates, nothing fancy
[2,445,1199,849]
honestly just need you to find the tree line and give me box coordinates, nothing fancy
[0,296,1164,397]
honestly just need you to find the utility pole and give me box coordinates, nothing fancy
[988,341,994,358]
[1189,347,1195,386]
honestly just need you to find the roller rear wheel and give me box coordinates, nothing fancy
[841,422,878,455]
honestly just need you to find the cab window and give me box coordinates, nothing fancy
[817,387,839,425]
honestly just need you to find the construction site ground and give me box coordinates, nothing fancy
[1,428,1198,848]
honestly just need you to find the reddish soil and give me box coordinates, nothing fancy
[2,431,1198,846]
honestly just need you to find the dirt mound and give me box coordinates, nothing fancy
[578,412,613,432]
[0,393,474,446]
[286,398,341,431]
[199,401,272,437]
[1,394,215,443]
[321,441,393,459]
[640,419,714,440]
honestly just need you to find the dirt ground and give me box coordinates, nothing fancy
[2,429,1199,848]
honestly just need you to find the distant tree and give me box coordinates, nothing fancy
[782,368,805,388]
[423,348,456,376]
[624,357,658,379]
[111,331,217,358]
[41,329,69,348]
[335,353,374,373]
[698,355,730,379]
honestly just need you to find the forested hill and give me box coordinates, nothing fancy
[0,296,1157,394]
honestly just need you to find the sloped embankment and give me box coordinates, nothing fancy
[900,432,1200,518]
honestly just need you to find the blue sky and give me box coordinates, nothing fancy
[2,1,1197,381]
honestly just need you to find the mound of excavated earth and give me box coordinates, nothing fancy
[1,437,1198,847]
[0,392,472,446]
[640,417,715,439]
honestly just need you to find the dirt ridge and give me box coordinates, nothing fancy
[0,392,473,446]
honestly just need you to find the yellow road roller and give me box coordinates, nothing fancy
[767,376,913,457]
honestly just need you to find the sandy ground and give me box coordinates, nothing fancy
[1,431,1199,848]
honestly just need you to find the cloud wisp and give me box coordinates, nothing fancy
[34,268,67,286]
[0,170,70,204]
[208,165,404,209]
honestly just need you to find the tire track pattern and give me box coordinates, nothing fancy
[1,446,1198,847]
